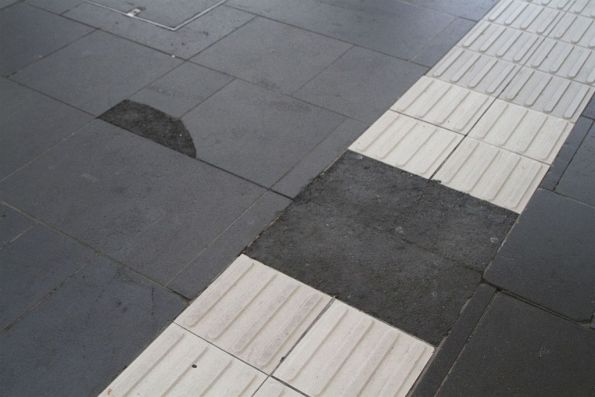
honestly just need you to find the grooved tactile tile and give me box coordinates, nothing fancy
[487,0,562,34]
[391,77,494,135]
[349,111,462,178]
[526,38,595,84]
[429,47,520,96]
[254,378,305,397]
[433,139,548,212]
[175,255,331,373]
[500,67,594,121]
[548,12,595,48]
[522,0,573,11]
[567,0,595,17]
[469,100,573,163]
[98,324,266,396]
[459,21,543,64]
[274,300,434,397]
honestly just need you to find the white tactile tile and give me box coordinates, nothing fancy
[175,255,331,374]
[391,77,494,135]
[548,12,595,48]
[98,324,266,397]
[567,0,595,17]
[350,111,462,178]
[487,0,562,35]
[429,47,520,96]
[433,138,549,213]
[254,378,305,397]
[522,0,573,11]
[469,100,573,163]
[459,21,543,64]
[500,67,594,121]
[526,38,595,85]
[274,300,434,397]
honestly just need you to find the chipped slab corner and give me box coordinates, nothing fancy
[274,300,434,397]
[175,254,332,374]
[99,323,266,397]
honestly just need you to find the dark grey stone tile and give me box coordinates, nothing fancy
[245,152,503,345]
[556,124,595,207]
[402,0,498,20]
[0,0,19,10]
[412,17,476,67]
[0,225,91,329]
[485,189,595,321]
[193,17,350,94]
[437,294,595,397]
[0,78,91,179]
[0,120,264,284]
[0,254,185,397]
[227,0,455,60]
[183,80,345,187]
[294,46,427,122]
[169,191,291,298]
[0,204,33,249]
[131,63,232,118]
[26,0,82,14]
[541,117,593,191]
[272,118,367,197]
[66,4,254,59]
[11,31,181,115]
[0,4,92,75]
[582,92,595,120]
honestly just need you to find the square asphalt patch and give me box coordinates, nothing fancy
[246,152,516,344]
[11,30,181,115]
[0,120,264,284]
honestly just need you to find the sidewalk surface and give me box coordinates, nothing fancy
[1,0,594,396]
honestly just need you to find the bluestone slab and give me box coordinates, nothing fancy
[26,0,82,14]
[412,17,476,67]
[556,124,595,207]
[402,0,498,20]
[0,204,32,249]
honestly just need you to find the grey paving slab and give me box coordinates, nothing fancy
[192,17,350,94]
[65,4,254,59]
[130,63,232,118]
[227,0,455,61]
[437,294,595,397]
[0,120,264,284]
[26,0,82,14]
[0,0,19,9]
[272,118,367,198]
[0,4,92,75]
[11,30,181,115]
[183,80,345,187]
[402,0,498,20]
[556,125,595,207]
[541,117,593,191]
[169,191,291,298]
[583,93,595,120]
[0,225,91,329]
[486,189,595,321]
[0,78,91,179]
[0,204,32,249]
[294,46,427,122]
[245,152,507,345]
[0,252,185,397]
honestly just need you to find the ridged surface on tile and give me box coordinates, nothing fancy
[175,255,331,374]
[429,47,520,96]
[469,100,573,163]
[274,300,434,397]
[487,0,562,34]
[459,21,543,64]
[433,139,548,213]
[500,67,594,121]
[350,111,462,178]
[254,378,305,397]
[567,0,595,17]
[548,12,595,48]
[522,0,573,11]
[526,38,595,84]
[391,77,494,135]
[99,324,266,397]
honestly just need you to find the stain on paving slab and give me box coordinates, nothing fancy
[100,99,196,158]
[246,152,516,344]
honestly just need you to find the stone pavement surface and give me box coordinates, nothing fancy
[1,0,594,396]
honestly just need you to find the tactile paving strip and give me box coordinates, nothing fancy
[548,12,595,48]
[526,38,595,85]
[254,378,305,397]
[487,0,562,35]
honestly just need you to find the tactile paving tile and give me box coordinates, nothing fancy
[526,38,595,85]
[433,138,548,213]
[391,77,494,135]
[254,378,305,397]
[469,100,573,163]
[548,12,595,48]
[487,0,562,35]
[274,300,434,397]
[567,0,595,17]
[429,47,520,96]
[521,0,573,11]
[500,67,594,121]
[349,111,462,178]
[98,324,266,397]
[175,255,331,374]
[459,21,543,64]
